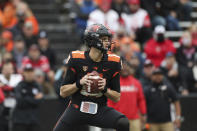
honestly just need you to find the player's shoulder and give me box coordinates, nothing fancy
[107,52,120,63]
[71,50,85,59]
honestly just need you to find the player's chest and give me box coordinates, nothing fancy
[75,62,112,78]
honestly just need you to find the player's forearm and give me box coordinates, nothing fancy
[60,83,78,98]
[105,89,120,103]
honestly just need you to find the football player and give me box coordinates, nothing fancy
[53,24,129,131]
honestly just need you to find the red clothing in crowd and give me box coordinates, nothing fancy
[21,56,50,73]
[108,75,146,120]
[144,38,176,67]
[0,88,5,104]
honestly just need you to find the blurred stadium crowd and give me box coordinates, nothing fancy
[0,0,196,131]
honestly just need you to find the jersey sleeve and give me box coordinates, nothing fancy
[168,86,179,102]
[109,60,121,92]
[61,53,77,86]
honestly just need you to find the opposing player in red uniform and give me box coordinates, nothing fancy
[53,24,129,131]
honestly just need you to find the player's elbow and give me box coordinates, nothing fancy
[60,86,67,98]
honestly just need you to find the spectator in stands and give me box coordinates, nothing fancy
[140,59,155,90]
[144,68,181,131]
[140,0,157,19]
[111,0,129,19]
[0,62,22,90]
[1,30,13,52]
[118,36,144,78]
[1,51,15,68]
[160,52,189,95]
[108,60,147,131]
[21,44,55,86]
[13,0,39,35]
[176,31,197,92]
[156,0,181,30]
[0,62,22,131]
[111,28,128,55]
[119,36,141,53]
[35,69,57,99]
[179,0,192,21]
[21,44,50,74]
[70,0,96,36]
[38,30,56,70]
[12,35,27,71]
[22,21,38,49]
[0,0,17,29]
[12,64,43,131]
[189,23,197,46]
[10,8,26,38]
[121,0,152,44]
[144,25,176,67]
[87,0,120,33]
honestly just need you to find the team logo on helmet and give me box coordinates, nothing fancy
[91,25,100,32]
[83,66,88,72]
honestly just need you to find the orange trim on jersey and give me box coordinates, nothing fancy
[71,67,76,73]
[72,51,85,59]
[112,72,119,78]
[108,54,120,62]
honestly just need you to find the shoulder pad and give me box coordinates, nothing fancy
[71,51,85,59]
[107,53,120,62]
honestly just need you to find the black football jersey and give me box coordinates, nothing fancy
[62,50,121,106]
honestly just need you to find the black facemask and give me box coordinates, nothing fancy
[156,34,165,43]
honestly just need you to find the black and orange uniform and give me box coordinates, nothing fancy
[54,50,129,131]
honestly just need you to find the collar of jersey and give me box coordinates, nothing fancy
[85,51,107,63]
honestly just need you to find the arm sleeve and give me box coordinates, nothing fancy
[137,82,147,115]
[61,53,76,86]
[61,68,76,86]
[109,72,120,92]
[109,62,121,92]
[168,86,179,102]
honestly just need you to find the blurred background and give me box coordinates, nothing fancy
[0,0,197,131]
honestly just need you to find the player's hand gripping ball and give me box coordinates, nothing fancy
[85,71,101,93]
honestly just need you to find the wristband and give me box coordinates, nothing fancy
[76,79,83,89]
[102,86,108,94]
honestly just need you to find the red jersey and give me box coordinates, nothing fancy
[108,75,146,119]
[22,55,50,73]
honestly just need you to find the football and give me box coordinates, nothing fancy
[85,71,101,93]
